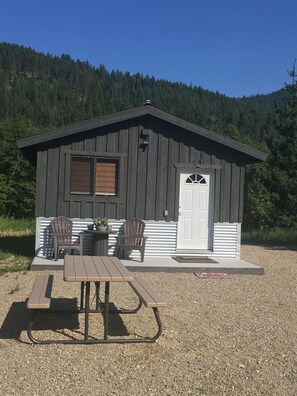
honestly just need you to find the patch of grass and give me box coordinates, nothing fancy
[0,265,29,277]
[0,216,35,233]
[9,283,20,294]
[242,228,297,246]
[0,217,35,276]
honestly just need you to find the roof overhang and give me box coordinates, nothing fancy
[17,105,268,164]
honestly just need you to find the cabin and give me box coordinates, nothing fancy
[17,103,267,259]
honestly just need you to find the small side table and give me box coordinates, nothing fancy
[84,229,117,256]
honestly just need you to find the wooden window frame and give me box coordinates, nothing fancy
[65,151,126,203]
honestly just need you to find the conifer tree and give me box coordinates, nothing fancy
[266,61,297,227]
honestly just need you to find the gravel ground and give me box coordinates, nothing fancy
[0,245,296,396]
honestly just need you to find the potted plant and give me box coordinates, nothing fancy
[93,217,108,231]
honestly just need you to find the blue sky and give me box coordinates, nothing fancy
[0,0,296,98]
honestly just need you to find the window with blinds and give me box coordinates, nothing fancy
[96,160,117,195]
[70,156,118,196]
[70,157,92,194]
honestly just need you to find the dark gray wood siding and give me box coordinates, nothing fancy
[35,116,245,223]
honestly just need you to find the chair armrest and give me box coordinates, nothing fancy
[118,234,147,238]
[73,234,84,244]
[72,233,82,238]
[115,235,125,244]
[116,235,147,246]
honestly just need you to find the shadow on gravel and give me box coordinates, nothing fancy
[0,299,129,342]
[262,245,297,252]
[0,234,35,257]
[243,243,297,252]
[0,298,79,341]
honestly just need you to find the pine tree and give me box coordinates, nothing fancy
[266,61,297,227]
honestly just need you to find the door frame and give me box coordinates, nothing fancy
[176,167,215,251]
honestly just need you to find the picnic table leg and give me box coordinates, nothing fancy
[104,282,110,340]
[84,282,90,341]
[80,282,85,310]
[95,282,100,310]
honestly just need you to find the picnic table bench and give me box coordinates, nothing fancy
[27,274,54,309]
[26,257,166,344]
[129,275,166,309]
[128,274,166,342]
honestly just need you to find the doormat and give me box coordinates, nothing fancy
[172,256,218,264]
[194,272,233,279]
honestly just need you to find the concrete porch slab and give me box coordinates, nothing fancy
[30,256,264,275]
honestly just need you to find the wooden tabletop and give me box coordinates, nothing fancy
[64,256,133,282]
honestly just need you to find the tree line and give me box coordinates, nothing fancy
[0,42,295,231]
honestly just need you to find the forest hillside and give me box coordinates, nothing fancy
[0,42,295,230]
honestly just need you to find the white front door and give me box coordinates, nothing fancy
[177,171,212,250]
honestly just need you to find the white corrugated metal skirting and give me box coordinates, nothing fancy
[213,222,241,258]
[35,218,241,259]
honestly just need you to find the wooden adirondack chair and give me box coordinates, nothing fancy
[116,219,147,262]
[51,216,83,260]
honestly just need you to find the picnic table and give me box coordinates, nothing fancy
[27,256,166,344]
[64,255,133,341]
